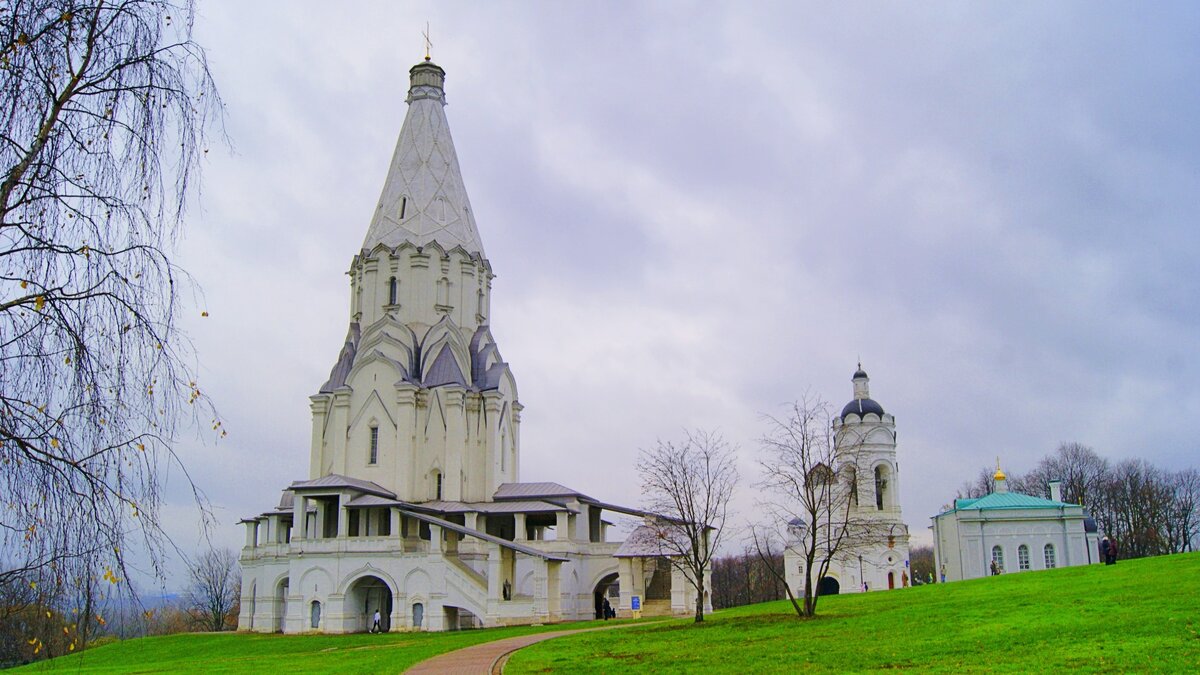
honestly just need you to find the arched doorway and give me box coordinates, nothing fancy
[593,572,619,619]
[412,602,425,629]
[347,575,394,633]
[275,578,289,633]
[817,576,840,596]
[310,600,322,629]
[888,571,895,589]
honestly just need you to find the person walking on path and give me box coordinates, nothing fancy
[371,609,382,633]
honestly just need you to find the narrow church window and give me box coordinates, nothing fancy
[400,196,407,219]
[1018,544,1030,571]
[874,466,886,510]
[1044,544,1056,569]
[435,472,443,500]
[848,467,858,506]
[388,277,398,306]
[437,277,450,306]
[991,545,1005,573]
[368,427,379,465]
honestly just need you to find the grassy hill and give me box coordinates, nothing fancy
[12,552,1198,673]
[507,551,1200,673]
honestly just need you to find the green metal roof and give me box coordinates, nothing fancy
[951,491,1075,512]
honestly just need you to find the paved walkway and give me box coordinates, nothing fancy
[405,622,654,675]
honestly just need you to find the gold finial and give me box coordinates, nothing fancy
[422,22,433,61]
[993,456,1006,481]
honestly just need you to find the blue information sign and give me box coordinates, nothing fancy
[631,596,641,611]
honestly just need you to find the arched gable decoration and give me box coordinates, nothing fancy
[420,316,470,383]
[423,343,468,388]
[349,389,397,431]
[346,349,412,387]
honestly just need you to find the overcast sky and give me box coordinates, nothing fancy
[151,0,1200,586]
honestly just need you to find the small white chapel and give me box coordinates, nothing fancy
[784,367,912,595]
[237,58,711,633]
[932,466,1101,581]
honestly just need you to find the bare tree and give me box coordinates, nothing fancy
[709,546,784,609]
[1017,442,1109,505]
[1166,468,1200,553]
[0,0,221,620]
[753,395,880,618]
[637,429,738,623]
[185,547,238,632]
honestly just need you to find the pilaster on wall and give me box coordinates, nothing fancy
[330,389,352,476]
[394,383,419,500]
[511,402,524,481]
[481,391,505,479]
[442,386,466,501]
[309,396,330,479]
[532,559,549,622]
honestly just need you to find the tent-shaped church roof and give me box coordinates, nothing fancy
[360,60,485,257]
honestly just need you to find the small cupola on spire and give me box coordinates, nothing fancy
[840,363,886,420]
[852,363,870,400]
[407,60,446,105]
[994,458,1008,493]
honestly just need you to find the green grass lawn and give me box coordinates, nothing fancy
[14,552,1199,673]
[11,617,642,674]
[507,552,1200,673]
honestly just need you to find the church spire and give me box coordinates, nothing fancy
[361,60,486,257]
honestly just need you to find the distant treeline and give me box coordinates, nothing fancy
[956,442,1199,559]
[710,550,786,610]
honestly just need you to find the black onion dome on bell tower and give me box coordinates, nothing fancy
[841,397,885,418]
[841,364,885,419]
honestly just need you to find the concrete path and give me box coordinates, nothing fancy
[405,622,655,675]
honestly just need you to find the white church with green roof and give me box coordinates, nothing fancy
[932,467,1101,581]
[236,58,711,633]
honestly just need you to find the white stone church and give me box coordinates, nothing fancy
[237,59,710,633]
[932,468,1101,581]
[784,368,912,595]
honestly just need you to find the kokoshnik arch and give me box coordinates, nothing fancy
[236,59,713,633]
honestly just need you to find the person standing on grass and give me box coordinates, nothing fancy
[371,609,382,633]
[940,564,946,583]
[990,559,1000,576]
[1101,536,1112,565]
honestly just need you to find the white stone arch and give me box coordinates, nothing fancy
[864,427,895,445]
[586,566,620,596]
[298,567,334,600]
[337,565,400,597]
[872,460,896,509]
[518,570,536,597]
[404,569,433,628]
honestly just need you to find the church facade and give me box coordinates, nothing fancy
[784,368,912,595]
[932,469,1101,581]
[237,59,710,633]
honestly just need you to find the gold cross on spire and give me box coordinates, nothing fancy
[422,22,433,61]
